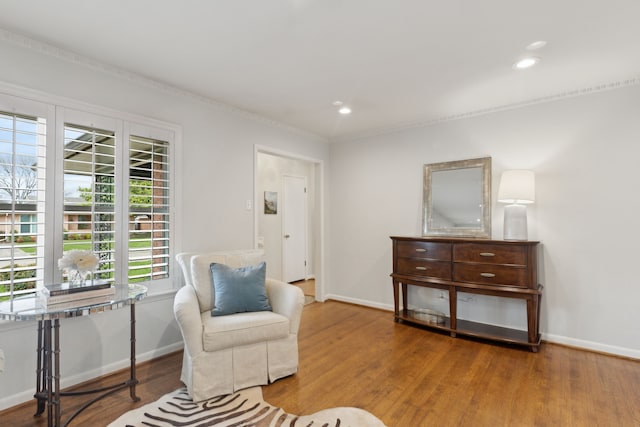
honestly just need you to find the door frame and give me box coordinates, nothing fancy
[253,145,325,301]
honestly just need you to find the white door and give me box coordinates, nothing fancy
[282,175,307,283]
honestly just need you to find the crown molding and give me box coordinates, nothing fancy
[0,28,327,144]
[329,76,640,143]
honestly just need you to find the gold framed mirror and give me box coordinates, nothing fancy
[422,157,491,238]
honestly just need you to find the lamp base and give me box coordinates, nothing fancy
[503,204,528,241]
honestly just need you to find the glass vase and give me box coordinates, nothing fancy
[68,269,86,287]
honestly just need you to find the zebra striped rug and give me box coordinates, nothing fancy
[108,386,387,426]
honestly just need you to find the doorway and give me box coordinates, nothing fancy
[254,148,323,300]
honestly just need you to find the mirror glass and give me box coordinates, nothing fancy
[423,157,491,238]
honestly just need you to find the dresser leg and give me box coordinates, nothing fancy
[401,283,408,316]
[392,280,400,321]
[449,286,457,336]
[526,296,538,345]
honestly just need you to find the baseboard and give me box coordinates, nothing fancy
[323,294,394,312]
[0,341,184,412]
[323,295,639,360]
[542,333,640,360]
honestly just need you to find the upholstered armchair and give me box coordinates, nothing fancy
[174,250,305,401]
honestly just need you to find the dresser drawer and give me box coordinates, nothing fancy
[397,258,451,280]
[453,243,527,266]
[453,263,527,288]
[396,241,451,261]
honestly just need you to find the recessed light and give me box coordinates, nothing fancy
[338,106,352,115]
[526,41,547,50]
[513,57,540,70]
[332,100,343,106]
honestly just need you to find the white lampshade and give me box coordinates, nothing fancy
[498,170,535,241]
[498,170,535,204]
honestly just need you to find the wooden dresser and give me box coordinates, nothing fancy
[391,236,542,351]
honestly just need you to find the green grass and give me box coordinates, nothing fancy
[1,239,157,299]
[12,239,152,254]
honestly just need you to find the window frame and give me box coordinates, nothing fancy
[0,90,179,300]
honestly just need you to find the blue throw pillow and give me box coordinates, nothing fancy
[210,262,272,316]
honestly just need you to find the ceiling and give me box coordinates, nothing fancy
[1,1,639,141]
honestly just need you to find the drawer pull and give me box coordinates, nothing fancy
[415,248,427,253]
[480,272,496,278]
[415,266,429,271]
[479,252,495,257]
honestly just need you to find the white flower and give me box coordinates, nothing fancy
[58,250,99,273]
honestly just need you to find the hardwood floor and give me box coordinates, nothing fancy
[0,350,183,427]
[291,278,315,297]
[2,301,639,426]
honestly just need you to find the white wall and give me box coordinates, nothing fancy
[0,36,329,409]
[327,84,640,358]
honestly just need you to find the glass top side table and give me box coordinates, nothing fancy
[0,284,147,427]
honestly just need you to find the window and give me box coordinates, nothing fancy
[128,135,170,283]
[0,95,175,301]
[0,110,46,300]
[63,123,117,283]
[20,214,38,234]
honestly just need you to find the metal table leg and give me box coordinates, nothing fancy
[34,320,46,417]
[129,303,140,401]
[32,319,61,427]
[53,319,61,426]
[32,303,141,427]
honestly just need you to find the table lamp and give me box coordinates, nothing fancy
[497,170,535,241]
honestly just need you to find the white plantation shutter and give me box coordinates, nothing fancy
[63,123,117,283]
[0,109,47,299]
[128,135,170,283]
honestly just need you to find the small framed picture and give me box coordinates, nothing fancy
[264,191,277,214]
